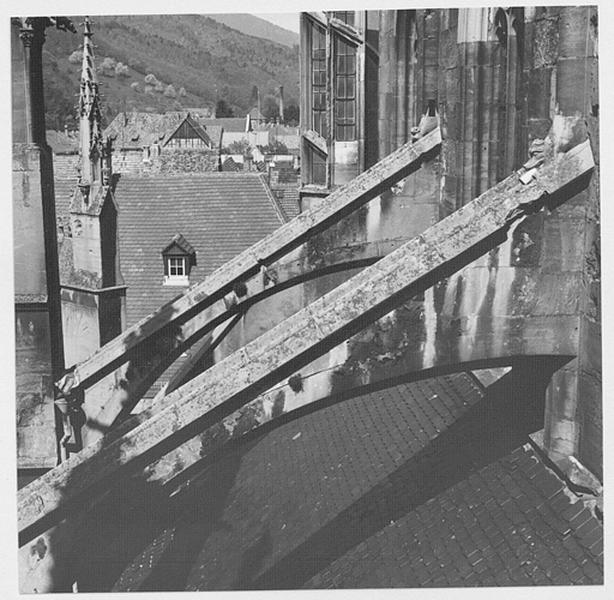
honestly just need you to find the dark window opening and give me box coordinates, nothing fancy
[311,23,327,138]
[335,37,357,141]
[307,145,327,186]
[332,11,355,27]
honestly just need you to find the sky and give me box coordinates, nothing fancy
[253,12,300,33]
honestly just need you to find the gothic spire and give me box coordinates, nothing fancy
[78,16,104,185]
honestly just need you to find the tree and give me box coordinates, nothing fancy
[68,50,82,64]
[215,99,234,117]
[224,139,251,154]
[262,94,279,122]
[100,57,116,77]
[115,62,130,78]
[261,140,289,154]
[284,102,300,126]
[250,85,259,106]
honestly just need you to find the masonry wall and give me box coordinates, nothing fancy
[15,306,57,468]
[13,21,65,472]
[111,148,219,175]
[221,6,600,481]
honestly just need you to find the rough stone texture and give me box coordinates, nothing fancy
[13,19,65,471]
[16,6,602,591]
[15,309,57,468]
[13,146,49,299]
[58,129,440,400]
[297,6,601,482]
[18,139,592,538]
[156,149,219,174]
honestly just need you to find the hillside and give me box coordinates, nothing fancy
[208,14,299,47]
[42,14,300,130]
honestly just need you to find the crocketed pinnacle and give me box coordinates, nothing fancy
[78,16,103,180]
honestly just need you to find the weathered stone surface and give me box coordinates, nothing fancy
[63,128,442,395]
[18,138,593,538]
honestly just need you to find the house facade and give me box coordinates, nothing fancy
[103,110,222,175]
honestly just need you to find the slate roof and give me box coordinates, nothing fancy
[114,172,284,327]
[46,130,79,154]
[104,372,602,591]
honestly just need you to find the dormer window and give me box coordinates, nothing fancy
[168,256,186,276]
[162,234,196,286]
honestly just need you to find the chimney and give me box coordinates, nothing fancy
[244,151,253,172]
[278,85,285,124]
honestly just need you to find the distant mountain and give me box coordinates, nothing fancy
[208,14,299,48]
[41,14,299,130]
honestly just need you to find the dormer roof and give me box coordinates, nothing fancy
[162,233,196,256]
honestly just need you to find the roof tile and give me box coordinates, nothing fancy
[113,172,283,328]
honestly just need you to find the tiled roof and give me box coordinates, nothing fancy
[221,157,240,172]
[54,177,77,218]
[277,187,300,220]
[114,172,283,327]
[54,177,76,285]
[106,372,602,591]
[166,107,215,120]
[162,233,195,256]
[46,130,79,154]
[309,445,603,588]
[203,125,223,148]
[104,112,186,149]
[161,115,213,148]
[201,117,248,133]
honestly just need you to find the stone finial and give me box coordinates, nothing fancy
[78,16,106,186]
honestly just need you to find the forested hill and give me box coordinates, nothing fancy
[42,14,299,130]
[208,14,299,47]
